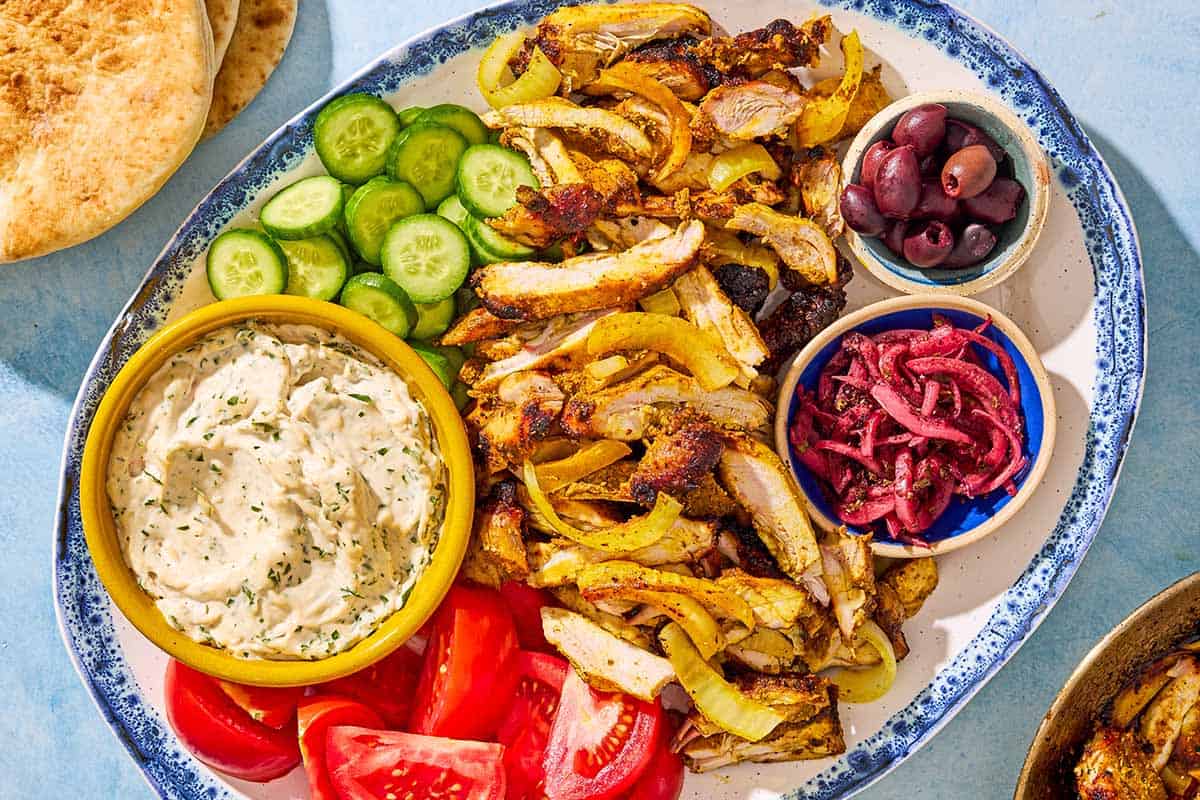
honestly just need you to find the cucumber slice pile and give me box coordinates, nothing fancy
[340,273,418,337]
[345,177,424,265]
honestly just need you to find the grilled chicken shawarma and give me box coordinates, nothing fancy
[1140,658,1200,771]
[622,37,716,100]
[463,310,618,390]
[690,16,832,78]
[487,184,605,248]
[472,221,704,321]
[628,421,725,504]
[727,202,839,286]
[541,607,677,700]
[467,371,565,473]
[673,265,769,379]
[873,558,939,659]
[717,434,824,601]
[500,126,583,184]
[440,307,519,346]
[759,282,848,373]
[518,2,712,92]
[1076,727,1168,800]
[697,81,806,140]
[561,365,772,441]
[794,148,845,238]
[483,98,654,163]
[461,480,529,588]
[819,529,876,638]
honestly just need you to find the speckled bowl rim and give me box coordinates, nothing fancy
[774,294,1056,558]
[841,89,1052,297]
[79,295,475,687]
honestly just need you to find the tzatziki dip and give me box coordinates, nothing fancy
[106,321,446,660]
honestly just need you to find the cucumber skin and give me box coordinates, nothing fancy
[411,297,457,340]
[340,272,418,337]
[344,177,424,266]
[414,104,489,146]
[260,176,345,241]
[206,229,287,300]
[464,214,536,263]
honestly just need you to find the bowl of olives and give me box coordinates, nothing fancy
[840,89,1051,296]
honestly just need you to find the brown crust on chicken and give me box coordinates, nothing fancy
[623,37,717,100]
[629,422,725,505]
[440,307,521,346]
[488,184,606,249]
[461,480,530,588]
[1075,727,1167,800]
[718,520,786,579]
[759,282,848,373]
[467,372,565,473]
[690,16,832,78]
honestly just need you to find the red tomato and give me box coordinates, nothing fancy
[164,660,300,782]
[498,652,569,799]
[325,725,506,800]
[297,697,385,800]
[409,584,519,739]
[622,735,685,800]
[319,643,422,727]
[499,581,557,652]
[216,680,304,729]
[542,670,664,800]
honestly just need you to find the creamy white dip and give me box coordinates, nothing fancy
[107,321,446,660]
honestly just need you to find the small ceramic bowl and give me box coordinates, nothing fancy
[841,89,1052,296]
[1015,572,1200,800]
[774,294,1056,558]
[80,295,475,687]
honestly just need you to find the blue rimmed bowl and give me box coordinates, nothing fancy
[841,89,1052,296]
[774,294,1057,558]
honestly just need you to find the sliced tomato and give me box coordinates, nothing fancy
[498,652,569,799]
[164,659,300,782]
[319,643,422,727]
[216,680,304,729]
[622,734,685,800]
[410,583,519,739]
[326,725,506,800]
[297,697,385,800]
[542,669,664,800]
[500,581,557,652]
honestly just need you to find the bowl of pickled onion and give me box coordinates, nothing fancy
[774,294,1056,558]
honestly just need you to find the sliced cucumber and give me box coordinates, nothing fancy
[408,341,455,389]
[413,104,489,146]
[381,214,471,303]
[260,175,345,240]
[451,381,472,410]
[455,144,538,219]
[412,297,458,340]
[386,123,469,209]
[340,272,418,337]
[327,228,354,265]
[395,106,427,129]
[435,194,470,229]
[314,93,401,184]
[352,260,380,275]
[335,182,356,237]
[464,214,536,262]
[425,342,465,378]
[344,177,424,265]
[206,229,287,300]
[278,235,350,301]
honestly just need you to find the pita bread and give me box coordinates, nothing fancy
[0,0,213,264]
[203,0,298,138]
[207,0,241,68]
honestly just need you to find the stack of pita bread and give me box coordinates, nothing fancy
[0,0,298,264]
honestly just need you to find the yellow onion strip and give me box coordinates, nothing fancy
[592,62,692,182]
[826,621,897,704]
[707,143,783,192]
[533,439,632,493]
[577,560,755,629]
[586,312,740,391]
[794,30,864,147]
[701,226,781,289]
[477,31,562,109]
[586,586,724,660]
[638,288,681,317]
[659,622,785,742]
[522,462,680,552]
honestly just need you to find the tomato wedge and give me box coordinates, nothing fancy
[622,734,685,800]
[500,581,557,653]
[410,583,519,739]
[498,652,569,799]
[164,660,300,782]
[297,697,385,800]
[319,643,422,727]
[326,726,506,800]
[542,669,664,800]
[216,680,304,729]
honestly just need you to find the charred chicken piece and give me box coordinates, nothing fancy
[696,80,807,140]
[758,282,848,374]
[483,98,654,163]
[487,184,606,249]
[1140,657,1200,770]
[714,520,786,580]
[793,147,845,239]
[440,306,520,346]
[672,265,769,380]
[622,36,719,100]
[1075,727,1167,800]
[872,558,939,661]
[712,263,771,315]
[464,310,619,390]
[460,479,529,588]
[689,16,832,78]
[466,371,565,473]
[629,421,725,504]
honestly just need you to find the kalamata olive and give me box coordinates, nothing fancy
[903,220,954,267]
[919,154,941,178]
[944,118,1006,161]
[860,140,894,190]
[941,144,998,199]
[943,223,998,268]
[840,184,887,236]
[882,220,908,255]
[913,180,959,221]
[892,104,947,157]
[962,177,1025,224]
[873,145,921,218]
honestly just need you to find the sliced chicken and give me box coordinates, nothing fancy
[794,149,845,238]
[483,98,653,162]
[690,16,832,78]
[697,81,806,140]
[460,480,528,588]
[1075,727,1167,800]
[466,310,619,390]
[629,421,725,504]
[673,265,769,381]
[541,607,676,701]
[872,558,938,661]
[1140,657,1200,770]
[466,371,565,473]
[622,37,713,100]
[521,2,712,91]
[471,221,704,321]
[560,364,772,441]
[726,202,839,286]
[586,217,673,251]
[819,528,876,639]
[1173,703,1200,770]
[717,569,821,630]
[646,150,714,194]
[758,281,848,373]
[717,434,824,601]
[487,184,606,248]
[440,306,520,346]
[549,584,653,648]
[500,126,584,184]
[615,182,787,224]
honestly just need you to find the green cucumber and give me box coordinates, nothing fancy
[278,234,350,301]
[339,272,418,337]
[395,106,427,129]
[411,297,458,340]
[314,93,401,184]
[413,104,489,146]
[380,214,470,304]
[206,229,287,300]
[344,177,424,265]
[259,175,345,240]
[464,214,536,262]
[455,144,538,219]
[436,194,470,230]
[408,341,456,389]
[386,123,469,210]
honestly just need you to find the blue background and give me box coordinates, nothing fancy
[0,1,1196,797]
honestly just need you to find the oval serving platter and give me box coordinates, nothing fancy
[53,1,1145,799]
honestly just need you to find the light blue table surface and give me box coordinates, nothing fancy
[1,1,1196,797]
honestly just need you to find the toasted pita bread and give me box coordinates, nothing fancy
[207,0,241,67]
[0,0,213,264]
[203,0,297,138]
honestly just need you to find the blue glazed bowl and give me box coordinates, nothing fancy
[774,294,1056,557]
[841,89,1052,296]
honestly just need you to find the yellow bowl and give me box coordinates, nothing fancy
[80,295,475,687]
